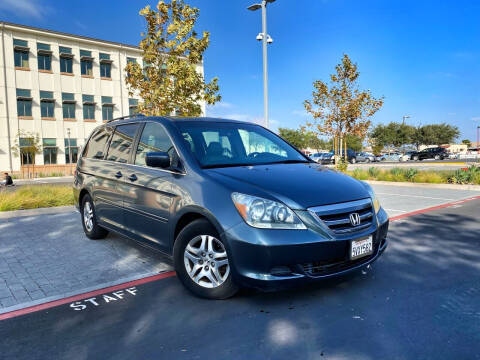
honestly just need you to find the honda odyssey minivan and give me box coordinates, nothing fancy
[74,116,389,299]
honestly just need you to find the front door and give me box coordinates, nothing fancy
[99,123,140,230]
[123,122,180,252]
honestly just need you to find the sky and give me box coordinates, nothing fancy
[1,0,479,141]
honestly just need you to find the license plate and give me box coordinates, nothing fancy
[351,236,373,260]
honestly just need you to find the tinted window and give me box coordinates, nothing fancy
[84,127,111,159]
[106,124,139,163]
[176,122,307,168]
[135,122,175,166]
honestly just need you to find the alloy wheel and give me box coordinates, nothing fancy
[184,235,230,288]
[83,201,94,232]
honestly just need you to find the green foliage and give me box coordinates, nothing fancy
[304,54,383,162]
[335,158,348,172]
[370,122,460,150]
[448,165,480,184]
[368,167,380,178]
[278,128,306,149]
[125,0,221,116]
[461,139,472,147]
[348,167,479,185]
[0,185,74,211]
[404,168,418,181]
[11,130,42,165]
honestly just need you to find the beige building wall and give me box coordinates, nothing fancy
[0,22,205,174]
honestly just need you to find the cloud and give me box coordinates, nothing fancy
[292,109,310,117]
[471,117,480,121]
[207,101,233,109]
[0,0,50,19]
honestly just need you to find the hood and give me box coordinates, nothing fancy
[206,163,370,209]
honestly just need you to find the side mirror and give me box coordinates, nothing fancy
[146,152,170,169]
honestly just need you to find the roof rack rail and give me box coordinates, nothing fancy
[106,114,145,123]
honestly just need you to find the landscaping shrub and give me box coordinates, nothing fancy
[368,167,380,178]
[0,185,74,211]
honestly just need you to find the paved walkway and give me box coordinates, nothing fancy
[0,211,172,312]
[0,182,478,312]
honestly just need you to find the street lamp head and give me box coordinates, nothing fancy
[266,0,277,3]
[256,33,264,41]
[247,3,262,11]
[267,35,273,44]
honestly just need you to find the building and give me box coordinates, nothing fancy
[0,22,206,176]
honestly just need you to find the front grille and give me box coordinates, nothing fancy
[301,243,378,277]
[309,198,374,234]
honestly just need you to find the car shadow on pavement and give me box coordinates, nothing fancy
[1,205,479,360]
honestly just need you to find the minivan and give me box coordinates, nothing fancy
[74,116,389,299]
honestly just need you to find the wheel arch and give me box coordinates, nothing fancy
[171,206,225,250]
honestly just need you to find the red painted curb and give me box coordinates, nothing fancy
[0,271,176,321]
[390,195,480,222]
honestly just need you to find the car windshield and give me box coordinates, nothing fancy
[176,121,310,168]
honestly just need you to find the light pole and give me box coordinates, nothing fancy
[401,115,410,154]
[477,126,479,156]
[248,0,276,129]
[67,128,72,175]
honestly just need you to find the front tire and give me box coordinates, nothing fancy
[81,194,109,240]
[174,219,239,299]
[413,155,419,161]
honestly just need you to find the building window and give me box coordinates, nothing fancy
[101,97,114,121]
[127,57,136,64]
[59,46,73,74]
[82,95,95,120]
[37,43,52,71]
[99,53,112,78]
[129,98,138,115]
[100,62,111,78]
[16,89,32,117]
[40,91,55,118]
[43,138,57,164]
[62,93,76,119]
[19,137,35,165]
[80,50,93,76]
[14,39,29,68]
[65,138,78,163]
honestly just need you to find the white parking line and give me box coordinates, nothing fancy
[375,192,455,201]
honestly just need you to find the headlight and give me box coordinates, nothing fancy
[231,193,306,229]
[362,182,381,213]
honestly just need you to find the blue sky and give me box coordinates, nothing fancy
[1,0,479,140]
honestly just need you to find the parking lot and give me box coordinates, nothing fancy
[0,183,479,359]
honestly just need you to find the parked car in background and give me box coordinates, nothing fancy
[378,152,402,162]
[320,149,358,164]
[410,147,447,161]
[74,116,389,299]
[399,151,415,162]
[448,152,459,159]
[310,153,323,163]
[356,152,376,163]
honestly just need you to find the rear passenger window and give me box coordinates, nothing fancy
[84,127,111,159]
[106,124,139,163]
[135,122,175,166]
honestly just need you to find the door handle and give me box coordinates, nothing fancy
[128,174,138,182]
[115,171,123,179]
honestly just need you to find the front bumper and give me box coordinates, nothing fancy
[223,208,389,290]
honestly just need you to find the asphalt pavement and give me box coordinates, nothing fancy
[1,198,479,360]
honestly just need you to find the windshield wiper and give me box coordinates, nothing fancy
[202,163,255,169]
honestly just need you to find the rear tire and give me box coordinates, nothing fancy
[174,219,239,299]
[81,194,109,240]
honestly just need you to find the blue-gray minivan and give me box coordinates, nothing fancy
[74,116,389,299]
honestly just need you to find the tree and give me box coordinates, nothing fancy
[11,131,42,177]
[304,131,328,152]
[304,54,383,164]
[369,122,414,151]
[278,128,306,149]
[420,123,459,145]
[462,139,472,147]
[125,0,221,116]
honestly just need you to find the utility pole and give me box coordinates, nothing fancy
[67,128,72,175]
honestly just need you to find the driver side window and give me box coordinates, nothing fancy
[135,122,176,167]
